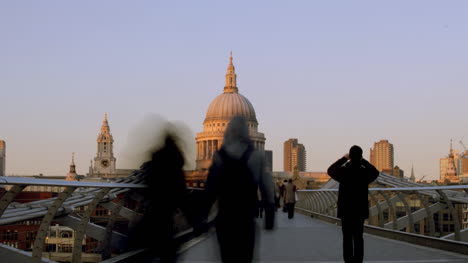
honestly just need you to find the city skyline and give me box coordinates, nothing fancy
[1,1,467,180]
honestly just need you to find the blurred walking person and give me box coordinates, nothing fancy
[126,134,189,263]
[327,145,379,263]
[203,116,275,263]
[284,179,297,219]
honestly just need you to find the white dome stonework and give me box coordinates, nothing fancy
[196,53,265,170]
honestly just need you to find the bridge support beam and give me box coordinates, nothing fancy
[379,191,398,230]
[437,190,461,241]
[0,185,26,218]
[72,188,110,263]
[32,186,76,263]
[414,191,436,236]
[369,191,384,227]
[395,191,415,233]
[99,194,127,260]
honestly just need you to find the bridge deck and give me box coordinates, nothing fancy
[179,211,468,263]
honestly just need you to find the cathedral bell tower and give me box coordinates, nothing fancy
[91,113,116,176]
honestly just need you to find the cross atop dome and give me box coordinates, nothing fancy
[224,52,238,93]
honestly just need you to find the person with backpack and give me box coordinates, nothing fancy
[327,145,379,263]
[203,116,275,263]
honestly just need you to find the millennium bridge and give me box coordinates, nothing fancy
[0,172,468,263]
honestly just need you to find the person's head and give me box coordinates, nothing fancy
[223,116,252,146]
[288,179,293,183]
[349,145,363,161]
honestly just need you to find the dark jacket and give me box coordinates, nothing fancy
[327,157,379,219]
[205,144,275,229]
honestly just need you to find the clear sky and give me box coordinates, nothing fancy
[1,1,467,180]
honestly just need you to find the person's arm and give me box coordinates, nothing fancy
[361,159,380,184]
[251,151,275,230]
[327,156,348,183]
[201,152,221,220]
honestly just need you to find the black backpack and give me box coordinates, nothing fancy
[217,145,258,219]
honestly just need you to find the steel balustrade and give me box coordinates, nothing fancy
[297,183,468,242]
[0,174,211,263]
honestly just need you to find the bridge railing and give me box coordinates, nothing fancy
[0,175,208,263]
[296,185,468,244]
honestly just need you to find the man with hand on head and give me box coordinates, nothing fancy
[327,145,379,263]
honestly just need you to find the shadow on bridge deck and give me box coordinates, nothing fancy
[178,211,468,263]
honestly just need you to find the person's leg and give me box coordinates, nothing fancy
[216,222,231,263]
[287,203,293,219]
[291,203,295,218]
[352,218,365,263]
[341,218,353,263]
[218,220,255,263]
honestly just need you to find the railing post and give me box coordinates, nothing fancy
[368,191,384,227]
[32,186,77,262]
[379,190,398,230]
[437,190,461,241]
[303,192,313,212]
[322,192,336,216]
[413,191,436,236]
[395,191,415,233]
[0,185,26,218]
[99,193,127,260]
[315,192,327,214]
[72,188,111,263]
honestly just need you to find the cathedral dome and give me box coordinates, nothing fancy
[204,52,257,124]
[205,92,257,123]
[195,53,265,171]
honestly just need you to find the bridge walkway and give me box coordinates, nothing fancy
[178,211,468,263]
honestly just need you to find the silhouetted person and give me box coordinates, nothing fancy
[203,116,275,263]
[127,134,188,263]
[284,179,297,219]
[327,145,379,263]
[274,180,281,211]
[281,179,288,212]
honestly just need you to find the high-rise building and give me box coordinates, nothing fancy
[370,140,394,172]
[0,140,5,176]
[439,141,461,184]
[195,53,266,170]
[284,139,306,172]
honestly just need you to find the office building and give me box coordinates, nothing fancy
[284,139,306,172]
[370,140,394,172]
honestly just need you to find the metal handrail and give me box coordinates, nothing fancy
[298,185,468,192]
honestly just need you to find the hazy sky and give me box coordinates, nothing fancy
[1,1,467,180]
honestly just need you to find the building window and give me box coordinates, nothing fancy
[443,213,449,220]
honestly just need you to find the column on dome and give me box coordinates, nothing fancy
[203,141,207,159]
[207,140,213,159]
[197,142,201,159]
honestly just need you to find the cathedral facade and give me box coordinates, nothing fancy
[195,53,266,170]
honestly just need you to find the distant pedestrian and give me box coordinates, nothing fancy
[274,180,281,211]
[327,145,379,263]
[284,179,297,219]
[203,116,275,263]
[281,179,288,212]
